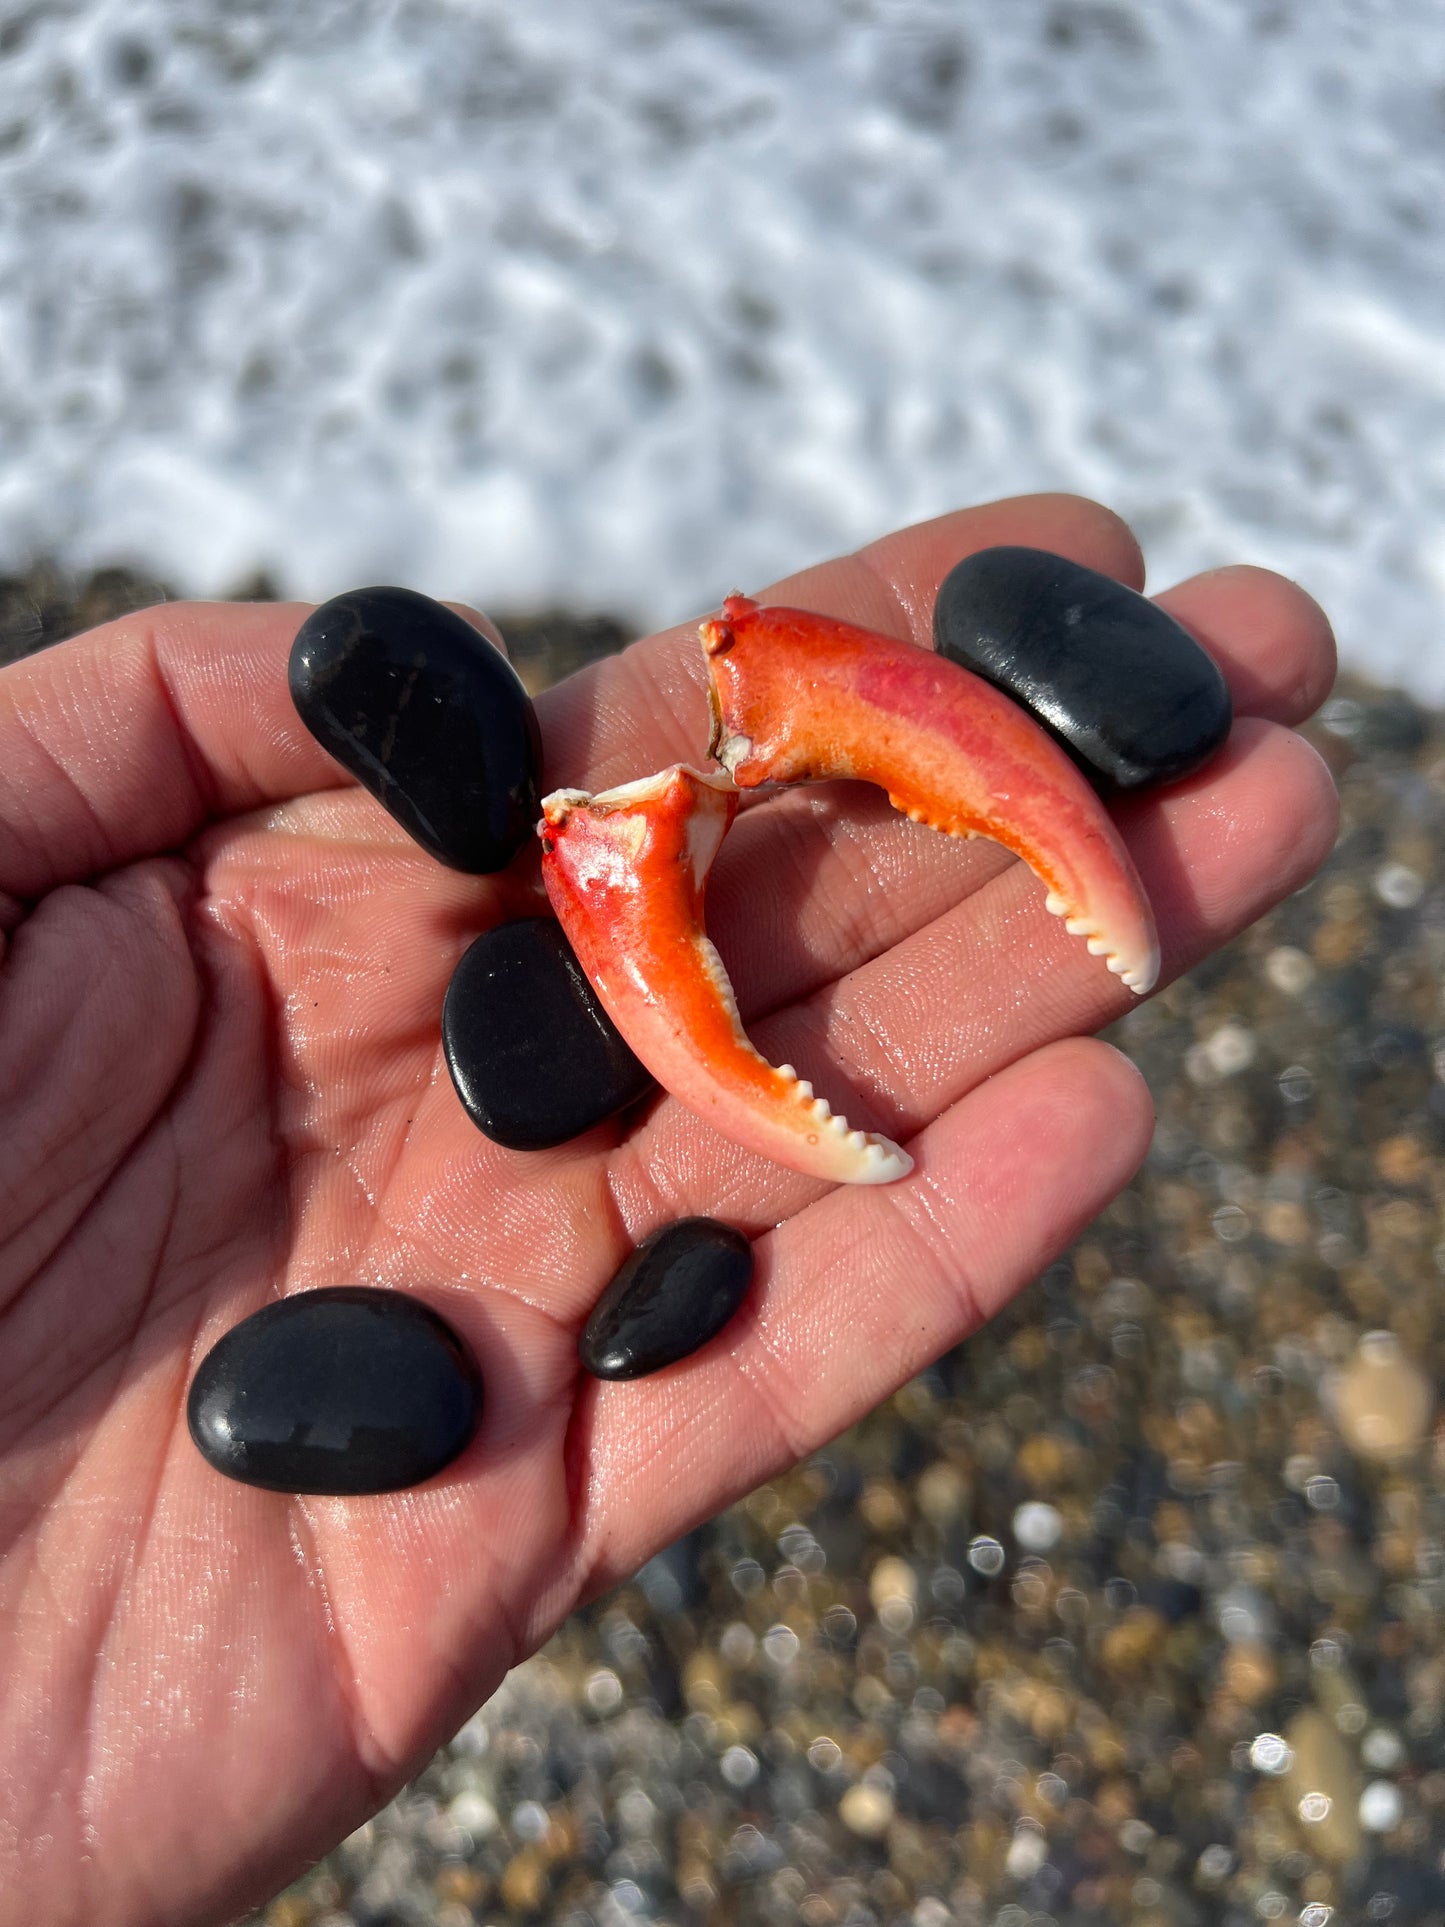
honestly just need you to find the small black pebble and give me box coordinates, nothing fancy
[581,1218,753,1381]
[443,919,655,1149]
[187,1287,483,1494]
[933,546,1232,793]
[288,585,542,872]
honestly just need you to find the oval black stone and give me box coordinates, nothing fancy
[443,919,655,1150]
[187,1287,483,1494]
[580,1218,753,1381]
[932,546,1232,793]
[288,586,543,873]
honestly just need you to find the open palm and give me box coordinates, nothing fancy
[0,497,1337,1927]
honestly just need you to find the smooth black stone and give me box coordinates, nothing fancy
[288,586,542,872]
[187,1288,482,1494]
[443,919,655,1150]
[580,1218,753,1381]
[932,546,1232,793]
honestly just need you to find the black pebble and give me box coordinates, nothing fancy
[581,1218,754,1380]
[932,546,1232,793]
[288,586,542,872]
[187,1287,483,1494]
[443,919,655,1149]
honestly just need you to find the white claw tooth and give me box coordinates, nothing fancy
[1086,936,1109,957]
[1045,891,1068,916]
[1106,955,1127,975]
[1064,917,1090,937]
[777,1063,795,1082]
[795,1079,813,1101]
[846,1129,867,1150]
[812,1095,831,1116]
[828,1114,849,1136]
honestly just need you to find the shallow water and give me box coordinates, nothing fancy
[2,1,1444,690]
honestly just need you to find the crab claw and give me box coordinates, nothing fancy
[539,764,913,1185]
[701,595,1160,994]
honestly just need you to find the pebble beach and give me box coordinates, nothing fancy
[11,567,1443,1927]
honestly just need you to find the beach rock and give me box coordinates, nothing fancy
[932,546,1232,791]
[443,918,654,1149]
[187,1287,482,1493]
[1359,1780,1405,1833]
[288,586,542,872]
[839,1782,895,1839]
[1282,1708,1363,1865]
[869,1556,919,1615]
[580,1218,753,1379]
[1333,1330,1433,1462]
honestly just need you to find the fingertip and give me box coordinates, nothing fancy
[1272,719,1342,868]
[873,491,1147,589]
[906,1033,1157,1271]
[1154,565,1339,725]
[442,601,511,660]
[1208,713,1342,863]
[1083,1033,1157,1156]
[771,493,1148,644]
[1006,492,1147,590]
[1123,714,1340,980]
[1025,1031,1155,1183]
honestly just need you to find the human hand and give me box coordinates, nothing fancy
[0,496,1337,1926]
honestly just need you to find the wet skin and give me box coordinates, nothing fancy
[0,496,1338,1927]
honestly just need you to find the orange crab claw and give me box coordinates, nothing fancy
[701,595,1160,994]
[539,764,913,1185]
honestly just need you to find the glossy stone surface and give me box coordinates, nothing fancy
[581,1218,753,1380]
[932,546,1232,793]
[187,1287,482,1494]
[444,919,655,1149]
[289,586,542,872]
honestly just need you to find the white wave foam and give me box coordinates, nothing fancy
[1,1,1442,691]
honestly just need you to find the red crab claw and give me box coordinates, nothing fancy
[700,595,1160,994]
[539,764,913,1185]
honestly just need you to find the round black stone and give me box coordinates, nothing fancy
[187,1287,483,1494]
[443,919,655,1150]
[932,546,1232,793]
[288,586,543,872]
[580,1218,754,1381]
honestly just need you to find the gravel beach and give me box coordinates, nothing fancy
[13,569,1439,1927]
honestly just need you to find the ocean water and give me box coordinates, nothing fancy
[2,0,1443,691]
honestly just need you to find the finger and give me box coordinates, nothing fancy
[0,601,339,898]
[699,553,1340,1027]
[574,1036,1154,1589]
[539,492,1150,795]
[537,494,1346,799]
[0,863,200,1323]
[443,601,511,658]
[0,593,521,905]
[1154,565,1337,725]
[0,499,1125,898]
[603,719,1338,1236]
[784,490,1145,640]
[0,497,1322,906]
